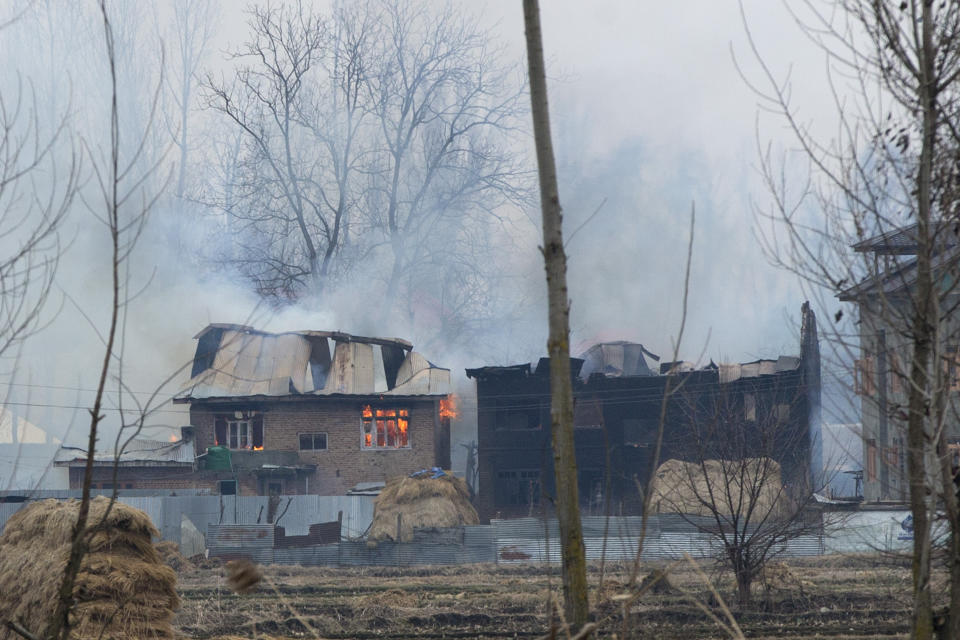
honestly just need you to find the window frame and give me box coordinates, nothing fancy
[495,468,541,506]
[360,405,411,450]
[299,432,328,451]
[493,397,542,431]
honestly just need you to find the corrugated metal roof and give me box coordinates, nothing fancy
[54,439,195,466]
[176,326,450,401]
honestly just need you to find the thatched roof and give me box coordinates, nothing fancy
[649,458,787,518]
[0,496,179,639]
[368,474,478,544]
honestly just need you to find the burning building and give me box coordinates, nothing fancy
[170,324,453,496]
[467,304,821,521]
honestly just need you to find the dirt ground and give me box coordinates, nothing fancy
[173,555,927,639]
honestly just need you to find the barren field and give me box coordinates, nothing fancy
[174,556,926,639]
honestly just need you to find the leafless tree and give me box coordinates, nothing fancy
[360,0,531,317]
[160,0,217,201]
[27,2,169,638]
[743,1,960,636]
[0,17,77,380]
[654,378,823,605]
[205,2,341,300]
[205,1,532,334]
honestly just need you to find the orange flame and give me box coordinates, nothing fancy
[253,445,264,451]
[362,404,373,418]
[169,433,178,443]
[439,395,458,419]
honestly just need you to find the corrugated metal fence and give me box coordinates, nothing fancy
[2,496,906,567]
[0,494,375,547]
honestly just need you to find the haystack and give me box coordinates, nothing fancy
[368,473,478,544]
[0,496,179,640]
[649,458,786,518]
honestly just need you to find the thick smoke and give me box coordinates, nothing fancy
[0,1,858,479]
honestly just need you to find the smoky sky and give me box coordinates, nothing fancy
[0,0,861,469]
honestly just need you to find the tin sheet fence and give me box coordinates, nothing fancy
[207,516,823,567]
[491,516,824,564]
[2,497,916,567]
[0,494,375,546]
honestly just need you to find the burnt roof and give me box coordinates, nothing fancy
[176,325,449,402]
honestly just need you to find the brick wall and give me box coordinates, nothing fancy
[67,466,216,491]
[190,397,443,495]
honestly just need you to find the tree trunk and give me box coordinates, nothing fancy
[736,569,752,606]
[905,4,937,638]
[937,427,960,640]
[522,0,589,630]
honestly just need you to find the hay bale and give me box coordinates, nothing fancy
[368,473,478,544]
[156,540,191,572]
[0,496,179,640]
[649,458,787,518]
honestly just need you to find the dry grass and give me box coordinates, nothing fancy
[0,496,179,640]
[173,556,920,639]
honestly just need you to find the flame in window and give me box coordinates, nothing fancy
[253,445,263,451]
[439,395,459,419]
[362,405,373,418]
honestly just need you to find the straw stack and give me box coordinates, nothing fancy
[368,473,478,544]
[0,496,179,639]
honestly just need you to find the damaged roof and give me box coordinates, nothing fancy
[54,438,195,467]
[175,325,450,402]
[579,341,659,379]
[468,344,800,385]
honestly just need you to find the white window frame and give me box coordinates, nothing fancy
[228,419,250,449]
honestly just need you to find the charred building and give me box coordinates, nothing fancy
[165,324,453,496]
[467,304,821,521]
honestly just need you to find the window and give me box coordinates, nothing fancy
[574,396,603,429]
[361,405,410,449]
[215,414,263,450]
[267,481,283,496]
[744,393,756,422]
[774,403,790,423]
[890,353,903,394]
[219,480,237,495]
[866,439,877,482]
[855,357,876,395]
[299,433,328,451]
[623,418,658,447]
[495,397,541,430]
[229,420,250,449]
[495,469,540,506]
[945,346,960,392]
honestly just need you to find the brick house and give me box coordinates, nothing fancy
[171,324,452,496]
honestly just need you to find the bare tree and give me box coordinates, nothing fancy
[653,372,822,605]
[205,1,531,340]
[160,0,217,201]
[39,2,168,638]
[0,84,76,367]
[205,2,342,300]
[743,1,960,636]
[360,0,530,317]
[522,0,588,630]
